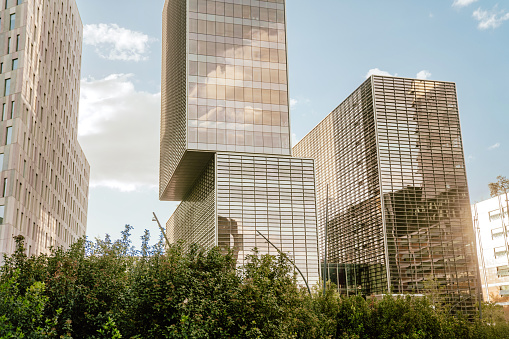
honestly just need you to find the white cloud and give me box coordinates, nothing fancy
[290,98,298,109]
[83,24,154,61]
[78,74,160,191]
[488,142,501,150]
[416,70,432,80]
[365,68,393,78]
[453,0,478,8]
[473,7,509,30]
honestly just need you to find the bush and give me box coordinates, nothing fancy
[1,225,508,338]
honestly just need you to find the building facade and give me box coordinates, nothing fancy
[294,75,479,312]
[473,193,509,307]
[0,0,89,260]
[161,0,319,285]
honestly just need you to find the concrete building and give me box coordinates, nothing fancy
[293,75,479,313]
[160,0,319,285]
[0,0,89,260]
[473,193,509,307]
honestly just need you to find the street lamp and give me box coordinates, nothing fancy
[256,230,312,296]
[152,212,171,248]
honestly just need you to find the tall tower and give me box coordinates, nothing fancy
[294,75,479,313]
[161,0,319,285]
[0,0,90,259]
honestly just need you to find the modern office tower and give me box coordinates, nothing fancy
[0,0,90,260]
[294,75,479,312]
[472,193,509,308]
[160,0,319,285]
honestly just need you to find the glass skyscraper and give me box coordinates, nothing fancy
[294,75,479,313]
[160,0,319,285]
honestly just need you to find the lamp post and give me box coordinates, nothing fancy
[152,212,171,248]
[256,230,312,296]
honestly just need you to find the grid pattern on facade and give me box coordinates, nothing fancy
[167,157,216,250]
[187,0,290,155]
[472,193,509,304]
[0,0,90,259]
[216,152,319,285]
[373,76,478,312]
[160,0,188,200]
[293,78,387,295]
[294,75,478,312]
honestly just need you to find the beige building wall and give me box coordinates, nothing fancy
[0,0,89,260]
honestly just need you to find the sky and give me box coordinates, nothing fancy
[74,0,509,247]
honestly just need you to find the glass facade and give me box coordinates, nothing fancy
[294,75,479,313]
[161,0,319,285]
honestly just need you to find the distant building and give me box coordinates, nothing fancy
[160,0,319,285]
[0,0,90,260]
[294,75,479,313]
[473,193,509,307]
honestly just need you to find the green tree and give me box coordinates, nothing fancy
[488,175,509,197]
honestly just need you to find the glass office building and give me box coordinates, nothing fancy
[161,0,319,285]
[294,75,479,312]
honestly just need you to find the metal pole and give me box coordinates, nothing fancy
[256,230,312,296]
[152,212,171,249]
[323,184,328,296]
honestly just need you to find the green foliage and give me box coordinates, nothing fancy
[1,225,509,338]
[488,175,509,197]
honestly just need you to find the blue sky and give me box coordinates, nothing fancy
[74,0,509,247]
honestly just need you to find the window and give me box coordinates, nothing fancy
[492,227,505,239]
[489,207,508,222]
[17,0,21,5]
[494,246,508,258]
[7,37,11,53]
[10,101,14,119]
[9,14,15,30]
[0,63,3,74]
[4,78,11,96]
[498,265,509,278]
[4,0,7,9]
[0,205,4,224]
[15,34,19,51]
[1,104,5,121]
[501,285,509,296]
[0,154,4,170]
[5,126,12,144]
[12,58,18,70]
[2,178,6,197]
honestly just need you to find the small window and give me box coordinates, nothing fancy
[10,101,14,119]
[15,34,19,51]
[0,63,3,74]
[1,104,5,121]
[492,227,504,239]
[501,285,509,296]
[2,178,7,197]
[0,154,4,170]
[12,58,18,70]
[9,13,15,30]
[4,0,7,9]
[17,0,21,5]
[0,205,4,224]
[494,246,508,258]
[7,37,11,54]
[4,78,11,96]
[498,265,509,278]
[5,126,12,144]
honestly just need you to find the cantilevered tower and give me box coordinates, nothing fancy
[160,0,319,284]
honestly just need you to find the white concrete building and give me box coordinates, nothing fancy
[472,193,509,306]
